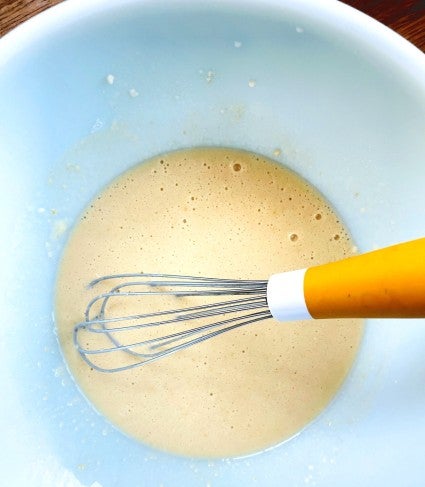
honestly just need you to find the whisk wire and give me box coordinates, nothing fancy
[74,273,272,372]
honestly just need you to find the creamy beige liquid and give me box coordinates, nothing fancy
[56,147,363,458]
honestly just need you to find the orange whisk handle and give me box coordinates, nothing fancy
[267,238,425,321]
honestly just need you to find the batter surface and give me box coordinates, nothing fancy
[55,147,363,458]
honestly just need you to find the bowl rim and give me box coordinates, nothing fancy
[1,0,425,84]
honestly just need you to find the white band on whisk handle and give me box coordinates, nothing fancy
[267,269,312,321]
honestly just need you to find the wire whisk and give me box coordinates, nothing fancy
[74,273,272,372]
[74,238,425,372]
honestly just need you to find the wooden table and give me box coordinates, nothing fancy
[1,0,424,49]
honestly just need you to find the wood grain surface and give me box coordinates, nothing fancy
[0,0,424,50]
[343,0,425,50]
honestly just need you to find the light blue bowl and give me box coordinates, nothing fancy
[1,1,425,485]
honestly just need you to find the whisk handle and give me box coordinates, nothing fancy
[268,238,425,320]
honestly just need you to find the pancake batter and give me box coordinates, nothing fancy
[55,147,363,458]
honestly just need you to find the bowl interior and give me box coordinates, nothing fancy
[1,0,425,485]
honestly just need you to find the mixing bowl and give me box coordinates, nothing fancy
[1,0,425,485]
